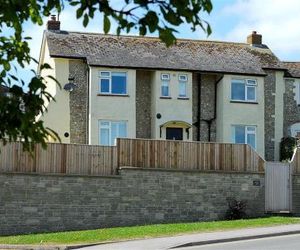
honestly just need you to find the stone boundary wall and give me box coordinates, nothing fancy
[0,168,265,236]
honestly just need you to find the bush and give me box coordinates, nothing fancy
[280,137,297,161]
[225,199,247,220]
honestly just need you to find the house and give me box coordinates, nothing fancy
[38,16,300,161]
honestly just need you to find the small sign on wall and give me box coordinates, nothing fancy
[253,180,261,186]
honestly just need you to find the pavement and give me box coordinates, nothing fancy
[73,224,300,250]
[1,224,300,250]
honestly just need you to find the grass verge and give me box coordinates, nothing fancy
[0,217,300,245]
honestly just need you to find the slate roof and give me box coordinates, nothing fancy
[283,62,300,78]
[45,30,285,76]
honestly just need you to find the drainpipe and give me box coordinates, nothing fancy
[197,74,201,141]
[86,63,90,144]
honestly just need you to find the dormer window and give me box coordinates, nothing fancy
[231,79,257,102]
[99,71,127,95]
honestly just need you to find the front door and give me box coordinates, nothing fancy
[166,128,183,140]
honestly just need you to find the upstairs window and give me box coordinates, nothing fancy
[161,73,170,97]
[178,74,188,97]
[99,120,127,146]
[231,125,256,149]
[231,79,257,102]
[99,71,127,95]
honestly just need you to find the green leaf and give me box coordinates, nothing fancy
[83,13,89,27]
[104,15,111,34]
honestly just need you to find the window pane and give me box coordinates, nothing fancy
[111,123,118,146]
[161,81,169,96]
[100,71,110,77]
[247,86,256,100]
[100,128,109,145]
[234,126,245,143]
[119,122,127,138]
[179,81,187,97]
[100,78,109,93]
[231,81,245,100]
[100,121,109,127]
[246,126,255,132]
[247,133,256,149]
[112,72,126,94]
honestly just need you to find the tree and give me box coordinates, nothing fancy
[0,0,213,151]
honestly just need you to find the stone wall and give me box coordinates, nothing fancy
[69,60,88,144]
[292,175,300,215]
[136,70,152,138]
[284,79,300,136]
[0,169,264,236]
[264,70,276,161]
[192,73,218,142]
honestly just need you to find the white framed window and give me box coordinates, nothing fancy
[99,120,127,146]
[178,74,188,97]
[161,73,170,97]
[99,71,127,95]
[231,79,257,102]
[231,125,256,149]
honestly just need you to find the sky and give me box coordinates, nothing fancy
[15,0,300,83]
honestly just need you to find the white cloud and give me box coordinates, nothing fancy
[220,0,300,60]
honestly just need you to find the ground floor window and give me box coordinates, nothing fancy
[99,120,127,146]
[231,125,256,149]
[166,127,183,140]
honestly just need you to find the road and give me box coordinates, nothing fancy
[176,234,300,250]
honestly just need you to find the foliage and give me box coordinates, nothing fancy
[225,199,247,220]
[280,137,297,161]
[0,217,299,245]
[0,0,212,152]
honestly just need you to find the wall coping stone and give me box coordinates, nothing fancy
[119,166,265,175]
[0,171,122,179]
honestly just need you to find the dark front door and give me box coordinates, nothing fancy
[166,128,183,140]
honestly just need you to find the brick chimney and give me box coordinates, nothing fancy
[47,15,60,30]
[247,31,262,45]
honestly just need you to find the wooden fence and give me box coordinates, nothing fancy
[0,142,117,175]
[117,138,265,173]
[290,148,300,174]
[0,139,266,175]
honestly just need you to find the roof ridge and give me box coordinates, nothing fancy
[46,30,249,46]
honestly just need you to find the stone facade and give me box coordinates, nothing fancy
[192,73,217,142]
[69,60,88,144]
[283,79,300,136]
[0,169,265,236]
[136,70,152,138]
[264,70,276,161]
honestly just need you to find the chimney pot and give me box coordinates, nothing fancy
[247,31,262,45]
[47,15,60,31]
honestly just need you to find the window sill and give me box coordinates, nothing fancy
[230,100,258,104]
[160,96,172,99]
[177,97,189,100]
[97,94,129,97]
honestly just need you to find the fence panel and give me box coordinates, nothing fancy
[0,142,117,175]
[117,138,265,172]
